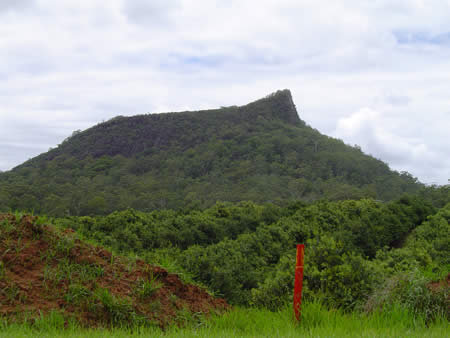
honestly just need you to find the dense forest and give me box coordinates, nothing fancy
[0,90,422,216]
[52,193,449,320]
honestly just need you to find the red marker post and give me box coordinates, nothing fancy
[293,244,304,322]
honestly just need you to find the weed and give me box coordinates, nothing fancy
[33,310,67,331]
[14,237,27,254]
[91,287,140,327]
[35,215,49,226]
[112,266,125,281]
[78,263,104,282]
[0,261,5,280]
[2,240,14,252]
[169,293,178,306]
[54,235,75,257]
[0,248,10,268]
[142,249,199,286]
[43,265,53,284]
[175,306,207,328]
[41,247,57,263]
[148,300,161,313]
[19,291,27,303]
[42,280,50,294]
[134,275,162,300]
[0,283,22,303]
[13,211,23,222]
[65,284,92,305]
[0,219,14,235]
[43,259,104,288]
[126,259,137,273]
[366,270,449,322]
[42,263,66,289]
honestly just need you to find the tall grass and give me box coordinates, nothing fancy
[0,301,448,338]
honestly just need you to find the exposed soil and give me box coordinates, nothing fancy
[428,273,450,293]
[0,214,229,328]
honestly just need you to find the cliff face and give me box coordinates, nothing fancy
[243,89,300,125]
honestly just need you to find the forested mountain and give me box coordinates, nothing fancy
[0,90,422,216]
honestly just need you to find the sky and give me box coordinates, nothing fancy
[0,0,449,185]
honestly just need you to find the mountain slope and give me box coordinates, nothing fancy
[0,90,421,216]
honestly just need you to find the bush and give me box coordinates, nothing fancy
[365,270,449,323]
[251,254,296,310]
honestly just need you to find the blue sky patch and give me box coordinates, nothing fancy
[394,31,450,45]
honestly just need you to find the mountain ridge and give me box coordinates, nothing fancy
[16,89,300,168]
[0,89,422,215]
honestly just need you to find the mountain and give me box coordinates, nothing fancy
[0,89,421,216]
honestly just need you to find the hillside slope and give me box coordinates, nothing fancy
[0,213,228,327]
[0,90,421,215]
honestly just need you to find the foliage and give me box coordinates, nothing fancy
[0,198,449,333]
[417,184,450,208]
[48,196,442,311]
[0,90,423,216]
[365,270,449,322]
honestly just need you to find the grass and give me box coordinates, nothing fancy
[133,274,162,300]
[0,219,14,235]
[89,287,147,328]
[64,284,92,305]
[0,301,447,337]
[0,261,5,280]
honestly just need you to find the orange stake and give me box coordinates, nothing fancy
[293,244,304,321]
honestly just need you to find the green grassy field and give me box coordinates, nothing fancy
[1,301,448,338]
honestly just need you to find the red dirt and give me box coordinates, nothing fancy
[428,273,450,292]
[0,214,229,328]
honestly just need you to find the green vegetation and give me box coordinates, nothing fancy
[54,196,448,314]
[0,213,226,328]
[133,275,162,300]
[0,90,424,216]
[90,287,143,328]
[35,197,446,335]
[0,89,448,336]
[0,302,448,337]
[1,190,448,336]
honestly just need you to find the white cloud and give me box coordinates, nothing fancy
[0,0,449,184]
[334,107,450,184]
[122,0,180,26]
[0,0,34,13]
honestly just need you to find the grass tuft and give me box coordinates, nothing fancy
[134,274,162,300]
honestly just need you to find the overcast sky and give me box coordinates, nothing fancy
[0,0,449,185]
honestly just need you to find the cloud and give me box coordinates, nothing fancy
[0,0,34,13]
[121,0,180,26]
[384,92,411,106]
[334,108,450,185]
[0,0,449,185]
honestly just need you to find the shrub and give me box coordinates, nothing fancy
[365,270,449,323]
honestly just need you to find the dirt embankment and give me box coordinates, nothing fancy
[0,214,229,328]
